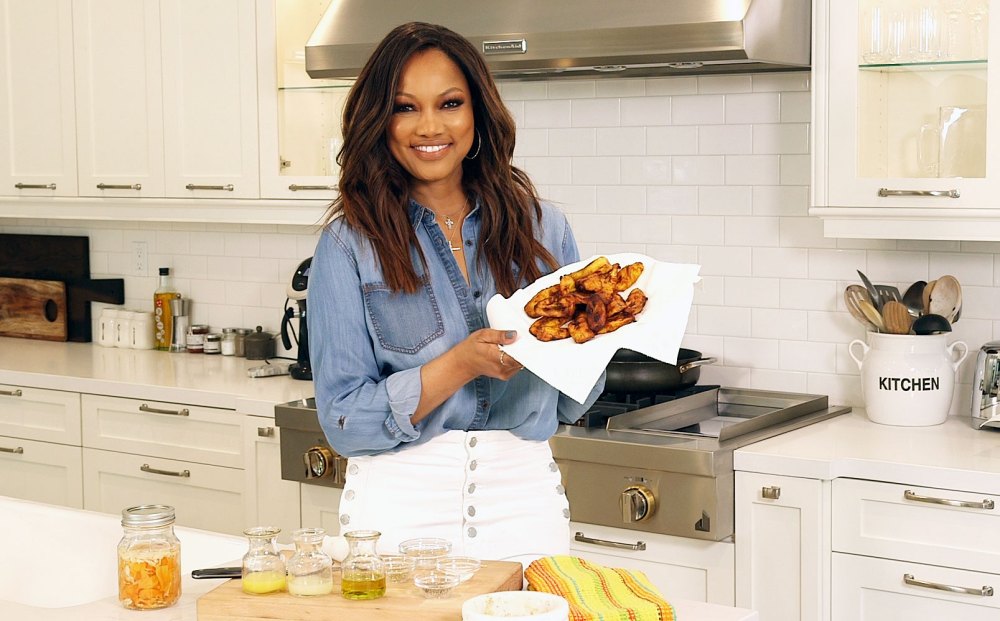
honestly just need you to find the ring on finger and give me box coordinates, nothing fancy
[499,349,507,366]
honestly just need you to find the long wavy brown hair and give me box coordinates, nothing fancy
[323,22,558,296]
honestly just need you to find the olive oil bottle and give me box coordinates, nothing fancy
[153,268,179,351]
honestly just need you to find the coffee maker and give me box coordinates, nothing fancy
[281,257,312,381]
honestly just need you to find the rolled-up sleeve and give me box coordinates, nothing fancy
[310,226,421,457]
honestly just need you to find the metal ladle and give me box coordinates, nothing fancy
[912,313,952,335]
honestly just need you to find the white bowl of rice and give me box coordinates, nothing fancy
[462,591,569,621]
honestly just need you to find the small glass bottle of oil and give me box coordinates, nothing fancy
[152,268,179,351]
[341,530,385,600]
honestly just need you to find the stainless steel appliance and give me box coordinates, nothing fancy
[275,385,850,543]
[971,341,1000,430]
[304,0,810,80]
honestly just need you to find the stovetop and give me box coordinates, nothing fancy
[575,384,721,428]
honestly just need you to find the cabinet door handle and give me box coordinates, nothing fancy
[574,531,646,551]
[288,184,336,191]
[257,426,275,437]
[138,403,190,417]
[903,573,994,597]
[878,188,960,198]
[96,183,142,190]
[904,489,995,510]
[185,183,234,191]
[14,183,56,190]
[0,389,23,397]
[0,445,24,454]
[140,463,191,478]
[762,486,781,499]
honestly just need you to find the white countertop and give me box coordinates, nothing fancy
[735,409,1000,494]
[0,337,313,416]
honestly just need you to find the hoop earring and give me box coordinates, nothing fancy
[465,130,481,160]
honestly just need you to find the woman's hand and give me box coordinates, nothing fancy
[457,328,524,381]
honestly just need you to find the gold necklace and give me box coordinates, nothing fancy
[432,208,465,252]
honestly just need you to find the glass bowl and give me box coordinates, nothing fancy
[413,570,460,599]
[398,537,452,569]
[381,554,416,584]
[435,555,481,582]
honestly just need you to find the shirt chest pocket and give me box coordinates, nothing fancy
[362,281,445,355]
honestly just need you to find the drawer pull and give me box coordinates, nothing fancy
[96,183,142,190]
[762,486,781,500]
[904,489,995,510]
[0,389,23,397]
[288,184,336,191]
[140,464,191,478]
[878,188,960,198]
[0,446,24,454]
[574,531,646,551]
[185,183,234,191]
[138,403,190,417]
[257,426,275,437]
[14,183,56,190]
[903,573,994,597]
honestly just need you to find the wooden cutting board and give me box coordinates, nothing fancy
[0,277,68,341]
[197,560,523,621]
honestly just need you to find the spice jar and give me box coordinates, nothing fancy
[186,324,209,353]
[242,526,286,594]
[341,530,385,600]
[234,328,250,357]
[117,505,181,610]
[286,527,334,596]
[221,328,237,356]
[204,333,222,354]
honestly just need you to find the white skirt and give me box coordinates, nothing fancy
[338,430,570,566]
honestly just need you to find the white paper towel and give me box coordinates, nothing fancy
[486,253,700,403]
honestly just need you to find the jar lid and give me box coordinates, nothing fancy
[235,328,252,335]
[245,326,273,343]
[122,504,176,528]
[205,333,222,342]
[222,327,237,334]
[189,324,210,333]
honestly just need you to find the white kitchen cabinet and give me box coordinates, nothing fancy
[0,384,81,445]
[811,0,1000,241]
[735,471,828,621]
[570,521,735,605]
[82,446,244,535]
[0,0,78,197]
[0,435,82,508]
[256,0,345,201]
[73,0,165,197]
[161,0,259,199]
[243,416,301,544]
[300,484,342,536]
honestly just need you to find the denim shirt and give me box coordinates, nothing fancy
[309,198,605,457]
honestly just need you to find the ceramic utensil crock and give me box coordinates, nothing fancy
[850,332,967,426]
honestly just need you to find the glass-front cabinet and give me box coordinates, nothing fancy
[257,0,351,201]
[812,0,1000,240]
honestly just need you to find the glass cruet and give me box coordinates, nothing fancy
[341,530,386,600]
[286,527,334,596]
[241,526,286,594]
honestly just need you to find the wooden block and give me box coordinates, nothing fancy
[197,560,523,621]
[0,277,68,341]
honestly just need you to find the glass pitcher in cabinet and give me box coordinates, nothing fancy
[813,0,1000,240]
[257,0,353,200]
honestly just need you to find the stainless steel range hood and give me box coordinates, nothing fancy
[305,0,810,81]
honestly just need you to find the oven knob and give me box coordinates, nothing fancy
[620,485,656,523]
[304,446,335,479]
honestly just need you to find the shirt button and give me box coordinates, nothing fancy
[562,508,571,519]
[465,239,473,247]
[556,484,566,495]
[340,514,350,525]
[469,460,478,471]
[468,527,477,538]
[467,483,476,494]
[344,490,355,501]
[473,290,481,298]
[469,437,478,447]
[549,462,558,472]
[467,506,476,517]
[348,464,359,475]
[482,401,490,409]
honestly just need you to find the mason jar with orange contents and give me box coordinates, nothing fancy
[117,505,182,610]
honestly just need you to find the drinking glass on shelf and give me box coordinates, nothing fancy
[862,4,888,63]
[967,0,989,59]
[908,4,942,62]
[944,0,967,59]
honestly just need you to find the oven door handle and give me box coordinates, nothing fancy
[574,531,646,551]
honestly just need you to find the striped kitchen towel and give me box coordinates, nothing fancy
[524,555,676,621]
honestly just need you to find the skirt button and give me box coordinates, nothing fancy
[348,464,359,475]
[344,490,355,501]
[467,483,476,494]
[549,462,558,472]
[562,508,571,519]
[467,506,476,517]
[469,436,478,447]
[340,514,351,525]
[467,526,477,538]
[555,484,565,495]
[469,460,478,471]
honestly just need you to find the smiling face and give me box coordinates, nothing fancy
[387,48,476,196]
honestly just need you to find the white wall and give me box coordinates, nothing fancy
[3,71,994,414]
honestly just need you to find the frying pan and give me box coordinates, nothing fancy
[604,348,716,394]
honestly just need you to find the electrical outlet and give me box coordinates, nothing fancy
[131,241,148,276]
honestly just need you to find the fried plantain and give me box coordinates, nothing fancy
[624,288,648,315]
[529,317,570,342]
[615,262,644,291]
[585,294,608,332]
[597,311,637,334]
[524,283,560,318]
[565,256,611,282]
[567,312,596,344]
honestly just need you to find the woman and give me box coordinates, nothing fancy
[308,22,604,564]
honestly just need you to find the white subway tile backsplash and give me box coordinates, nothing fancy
[672,95,725,125]
[572,157,621,185]
[750,368,810,392]
[699,125,752,155]
[570,214,622,243]
[779,91,811,123]
[779,154,811,185]
[206,256,243,281]
[725,93,780,124]
[694,275,725,305]
[499,80,547,100]
[524,100,572,128]
[571,98,620,127]
[807,249,867,280]
[753,247,809,277]
[672,156,725,185]
[620,215,671,244]
[699,246,752,277]
[259,233,301,259]
[673,215,725,246]
[513,128,549,156]
[549,128,595,156]
[88,229,124,252]
[595,78,646,98]
[808,310,861,343]
[596,186,645,214]
[724,336,778,368]
[596,127,646,155]
[779,340,837,373]
[646,244,699,264]
[866,250,929,282]
[697,305,751,337]
[725,216,779,247]
[548,186,598,213]
[779,216,836,249]
[725,155,779,185]
[752,72,810,92]
[698,75,753,94]
[753,124,809,154]
[647,186,699,215]
[620,156,673,185]
[726,276,780,308]
[621,96,672,126]
[647,126,698,155]
[519,157,573,185]
[929,252,993,285]
[780,279,839,311]
[751,308,808,340]
[645,76,698,96]
[752,185,809,216]
[699,186,752,216]
[547,80,596,99]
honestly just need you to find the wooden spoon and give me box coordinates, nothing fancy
[881,300,913,335]
[922,279,936,315]
[858,298,885,333]
[928,275,961,322]
[844,285,878,331]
